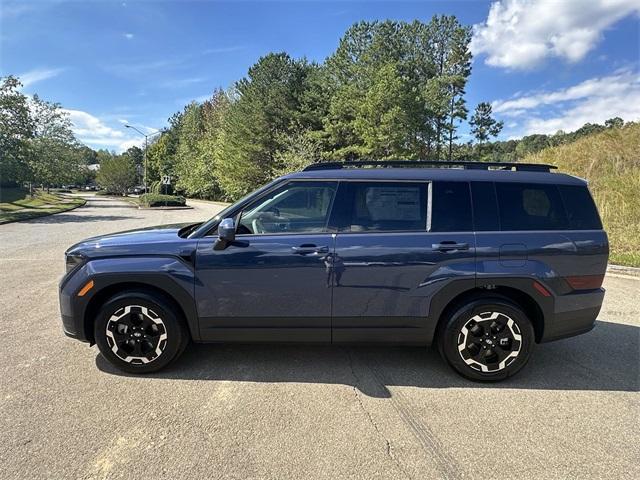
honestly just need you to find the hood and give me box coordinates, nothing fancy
[66,223,199,257]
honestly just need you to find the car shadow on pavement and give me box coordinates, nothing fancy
[96,320,639,398]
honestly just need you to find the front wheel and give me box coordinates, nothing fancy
[438,297,534,381]
[94,290,189,374]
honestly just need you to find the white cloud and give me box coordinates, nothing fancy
[524,88,640,134]
[124,33,134,40]
[159,76,207,88]
[493,69,639,113]
[63,109,143,152]
[471,0,640,69]
[491,69,640,135]
[18,68,64,88]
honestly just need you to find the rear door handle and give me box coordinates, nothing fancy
[291,245,329,255]
[432,242,469,252]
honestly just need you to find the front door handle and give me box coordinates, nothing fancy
[291,245,329,255]
[432,241,469,252]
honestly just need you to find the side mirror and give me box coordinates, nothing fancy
[214,218,236,250]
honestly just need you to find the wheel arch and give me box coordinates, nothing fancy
[431,283,547,344]
[83,281,197,344]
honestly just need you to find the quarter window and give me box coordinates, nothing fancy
[558,185,602,230]
[495,183,568,231]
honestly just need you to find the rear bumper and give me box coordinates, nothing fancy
[541,288,605,342]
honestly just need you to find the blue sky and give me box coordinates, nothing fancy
[1,0,638,151]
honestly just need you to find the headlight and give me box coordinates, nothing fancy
[65,253,85,274]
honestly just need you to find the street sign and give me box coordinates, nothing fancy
[161,175,171,185]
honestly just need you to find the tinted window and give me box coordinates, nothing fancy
[430,181,472,232]
[238,181,337,234]
[558,185,602,230]
[496,183,568,231]
[471,182,500,231]
[342,182,427,232]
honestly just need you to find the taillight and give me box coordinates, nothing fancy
[564,275,605,291]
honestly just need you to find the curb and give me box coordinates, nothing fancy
[607,264,640,278]
[137,206,194,210]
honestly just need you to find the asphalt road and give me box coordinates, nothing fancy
[0,195,638,480]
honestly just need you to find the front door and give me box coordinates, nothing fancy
[195,181,338,342]
[330,181,477,343]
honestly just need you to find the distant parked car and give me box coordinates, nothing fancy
[59,160,608,381]
[128,186,147,195]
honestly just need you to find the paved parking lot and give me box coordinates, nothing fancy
[0,195,638,479]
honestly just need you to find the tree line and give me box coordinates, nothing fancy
[147,18,506,200]
[1,17,630,201]
[0,73,148,196]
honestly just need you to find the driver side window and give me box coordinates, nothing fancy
[237,181,338,235]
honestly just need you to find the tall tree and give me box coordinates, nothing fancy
[178,90,230,198]
[216,53,313,199]
[28,95,81,190]
[470,102,503,156]
[146,130,178,186]
[423,16,472,159]
[0,76,34,185]
[322,18,472,160]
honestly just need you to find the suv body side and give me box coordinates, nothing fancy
[59,169,608,348]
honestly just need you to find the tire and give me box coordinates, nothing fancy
[438,297,534,382]
[94,290,189,374]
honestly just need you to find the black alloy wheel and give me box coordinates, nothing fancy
[95,290,189,374]
[439,297,534,381]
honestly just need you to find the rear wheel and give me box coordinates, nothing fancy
[438,297,534,381]
[94,290,189,374]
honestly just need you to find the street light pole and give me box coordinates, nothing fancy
[125,125,164,193]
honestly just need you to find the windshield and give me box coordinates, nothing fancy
[188,178,284,238]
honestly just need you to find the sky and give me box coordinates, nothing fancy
[1,0,639,152]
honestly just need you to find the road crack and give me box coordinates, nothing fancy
[365,356,465,480]
[346,349,413,480]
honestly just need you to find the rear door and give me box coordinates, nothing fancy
[330,180,476,343]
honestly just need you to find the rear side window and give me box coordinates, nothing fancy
[558,185,602,230]
[496,183,568,231]
[340,182,427,232]
[430,181,472,232]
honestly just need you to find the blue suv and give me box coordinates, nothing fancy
[59,161,608,381]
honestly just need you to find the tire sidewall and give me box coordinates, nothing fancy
[440,298,534,382]
[95,291,187,374]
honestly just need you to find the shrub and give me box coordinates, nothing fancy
[139,193,186,207]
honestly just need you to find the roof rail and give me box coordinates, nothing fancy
[303,160,557,173]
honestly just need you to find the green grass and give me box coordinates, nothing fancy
[524,123,640,267]
[0,188,86,224]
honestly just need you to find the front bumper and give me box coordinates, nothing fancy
[59,266,92,343]
[541,288,605,342]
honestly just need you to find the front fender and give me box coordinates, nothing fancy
[59,256,199,342]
